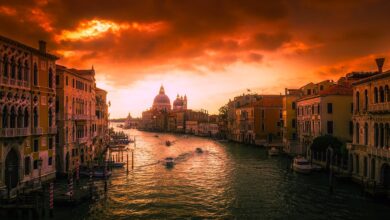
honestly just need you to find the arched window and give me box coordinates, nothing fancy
[380,123,384,147]
[355,91,360,112]
[10,106,16,128]
[17,107,23,128]
[10,56,15,79]
[24,108,29,128]
[33,63,38,86]
[356,123,360,144]
[380,86,385,103]
[48,108,53,127]
[374,87,378,103]
[24,61,29,82]
[17,59,22,80]
[364,90,368,110]
[3,54,8,77]
[364,123,368,145]
[48,67,53,88]
[33,107,38,128]
[24,157,31,175]
[2,106,8,128]
[386,85,390,103]
[374,123,379,147]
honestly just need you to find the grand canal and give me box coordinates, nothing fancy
[57,126,389,219]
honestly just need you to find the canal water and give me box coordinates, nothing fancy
[57,126,389,219]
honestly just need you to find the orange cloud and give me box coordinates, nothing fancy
[55,19,167,42]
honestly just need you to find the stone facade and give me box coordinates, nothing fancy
[0,36,58,198]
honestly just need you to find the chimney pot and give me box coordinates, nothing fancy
[375,58,385,73]
[39,40,46,53]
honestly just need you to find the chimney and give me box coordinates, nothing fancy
[375,58,385,73]
[38,40,46,53]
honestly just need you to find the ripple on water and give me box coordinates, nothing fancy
[57,127,390,220]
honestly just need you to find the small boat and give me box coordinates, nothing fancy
[80,166,112,178]
[165,140,171,146]
[311,164,322,171]
[107,160,126,168]
[154,134,159,138]
[292,156,312,174]
[195,148,203,153]
[165,157,174,167]
[268,147,279,156]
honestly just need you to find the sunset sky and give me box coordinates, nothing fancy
[1,0,390,118]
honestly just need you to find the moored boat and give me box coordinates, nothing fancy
[196,148,203,153]
[268,147,279,156]
[165,140,171,146]
[292,156,312,174]
[165,157,174,167]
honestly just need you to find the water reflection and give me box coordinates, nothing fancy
[57,125,389,219]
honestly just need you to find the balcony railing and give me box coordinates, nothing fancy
[0,77,30,88]
[32,127,43,135]
[0,128,31,137]
[73,114,90,120]
[48,126,57,134]
[367,146,390,159]
[76,136,89,144]
[368,103,390,113]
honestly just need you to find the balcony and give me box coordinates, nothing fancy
[0,128,31,137]
[76,136,89,144]
[367,146,390,159]
[48,126,57,134]
[32,127,43,135]
[0,77,30,88]
[73,114,90,120]
[368,103,390,113]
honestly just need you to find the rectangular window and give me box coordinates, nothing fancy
[292,102,296,110]
[349,121,353,135]
[33,139,39,152]
[261,110,265,118]
[33,160,38,169]
[56,75,59,85]
[351,103,353,113]
[48,157,53,166]
[292,119,296,128]
[307,89,311,95]
[327,121,333,134]
[66,76,68,85]
[72,79,75,88]
[261,123,265,131]
[327,103,333,114]
[24,157,31,175]
[48,138,53,149]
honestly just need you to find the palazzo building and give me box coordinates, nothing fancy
[55,65,97,174]
[347,58,390,189]
[0,35,58,198]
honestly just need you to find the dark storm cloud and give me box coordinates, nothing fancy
[1,0,390,80]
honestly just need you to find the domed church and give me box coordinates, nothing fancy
[173,94,187,111]
[152,85,172,111]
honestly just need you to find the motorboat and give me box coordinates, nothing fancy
[292,156,312,174]
[107,160,126,168]
[195,148,203,153]
[165,140,171,146]
[165,157,174,167]
[268,147,279,156]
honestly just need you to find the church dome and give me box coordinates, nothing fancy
[173,95,184,107]
[152,85,171,111]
